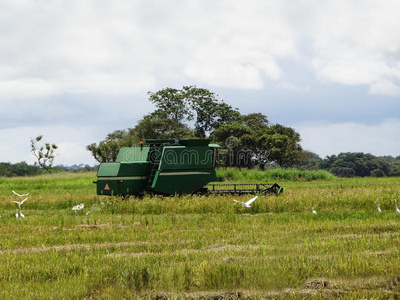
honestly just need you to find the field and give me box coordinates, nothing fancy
[0,172,400,299]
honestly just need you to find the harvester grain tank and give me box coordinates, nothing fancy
[94,139,283,196]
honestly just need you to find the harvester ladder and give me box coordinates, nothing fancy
[146,145,160,189]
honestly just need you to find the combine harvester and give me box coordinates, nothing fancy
[94,139,283,196]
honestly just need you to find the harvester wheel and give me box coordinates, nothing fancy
[193,187,210,196]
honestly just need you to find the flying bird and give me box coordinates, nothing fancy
[395,199,400,214]
[233,196,258,208]
[12,190,29,199]
[376,199,382,213]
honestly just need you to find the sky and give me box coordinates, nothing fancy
[1,0,400,166]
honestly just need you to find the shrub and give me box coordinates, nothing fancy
[371,169,385,177]
[330,167,355,178]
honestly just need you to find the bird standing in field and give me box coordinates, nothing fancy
[72,204,84,216]
[233,196,258,208]
[12,197,28,219]
[395,199,400,214]
[377,199,382,213]
[312,207,317,215]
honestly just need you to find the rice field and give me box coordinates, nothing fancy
[0,172,400,299]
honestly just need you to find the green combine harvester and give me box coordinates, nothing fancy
[95,139,283,196]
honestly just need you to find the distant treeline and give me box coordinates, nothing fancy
[0,162,96,177]
[295,152,400,177]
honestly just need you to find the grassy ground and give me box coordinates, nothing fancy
[0,172,400,299]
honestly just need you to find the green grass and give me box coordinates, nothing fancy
[0,172,400,299]
[217,167,336,182]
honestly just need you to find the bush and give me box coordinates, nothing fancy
[371,169,385,177]
[330,167,355,178]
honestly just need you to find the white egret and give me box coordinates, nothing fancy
[86,198,105,215]
[72,204,84,216]
[377,199,382,213]
[86,204,97,215]
[233,196,258,208]
[12,190,29,199]
[395,199,400,214]
[12,197,28,219]
[312,207,317,215]
[15,209,19,219]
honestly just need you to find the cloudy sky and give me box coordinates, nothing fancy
[1,0,400,166]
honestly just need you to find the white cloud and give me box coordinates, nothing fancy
[2,0,400,97]
[369,80,400,96]
[310,1,400,92]
[0,0,298,97]
[184,63,264,89]
[297,119,400,158]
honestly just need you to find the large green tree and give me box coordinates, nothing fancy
[258,124,303,168]
[212,114,303,168]
[148,88,193,123]
[133,115,194,140]
[149,86,240,138]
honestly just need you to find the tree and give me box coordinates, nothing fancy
[148,88,193,122]
[149,86,240,138]
[242,113,269,130]
[86,130,137,163]
[211,114,303,169]
[321,152,393,177]
[294,151,322,170]
[331,167,356,177]
[185,86,241,137]
[258,124,303,168]
[389,161,400,176]
[371,169,385,177]
[30,135,58,173]
[212,122,254,168]
[133,115,195,140]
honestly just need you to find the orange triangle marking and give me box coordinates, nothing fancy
[104,182,110,191]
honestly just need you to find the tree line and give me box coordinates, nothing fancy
[317,152,400,177]
[0,162,97,177]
